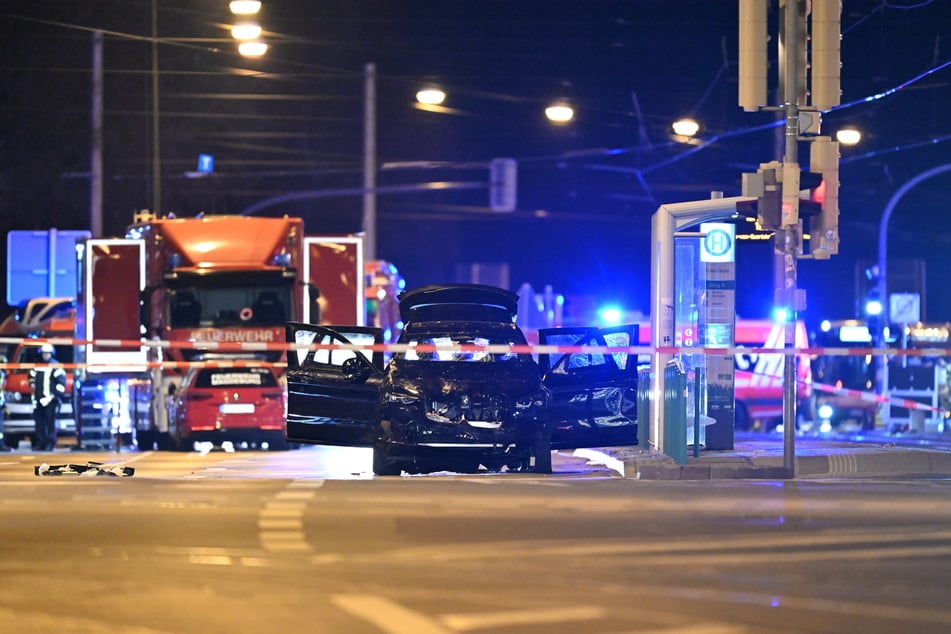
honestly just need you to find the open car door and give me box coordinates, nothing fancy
[538,325,639,449]
[285,322,385,447]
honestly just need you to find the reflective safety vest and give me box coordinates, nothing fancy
[29,364,67,404]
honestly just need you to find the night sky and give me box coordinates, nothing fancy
[2,1,950,330]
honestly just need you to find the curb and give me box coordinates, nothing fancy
[573,446,951,480]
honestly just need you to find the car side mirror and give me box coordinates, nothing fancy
[342,356,372,383]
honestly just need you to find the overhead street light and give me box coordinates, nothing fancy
[416,87,446,106]
[231,23,262,40]
[545,102,574,124]
[238,40,268,57]
[672,118,700,137]
[835,127,861,145]
[228,2,267,57]
[230,1,262,15]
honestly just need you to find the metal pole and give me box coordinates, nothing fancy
[875,163,951,405]
[780,0,805,478]
[877,163,951,337]
[90,31,103,237]
[363,62,377,261]
[151,0,161,214]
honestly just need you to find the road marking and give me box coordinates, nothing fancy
[628,626,748,634]
[258,479,322,553]
[440,606,606,630]
[308,526,951,567]
[331,594,450,634]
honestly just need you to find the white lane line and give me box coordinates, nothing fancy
[331,594,451,634]
[440,606,606,631]
[258,479,323,553]
[628,625,748,634]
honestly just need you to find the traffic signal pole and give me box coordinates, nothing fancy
[778,0,803,477]
[740,0,841,477]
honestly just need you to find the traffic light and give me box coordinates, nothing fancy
[864,265,882,335]
[489,158,517,212]
[806,136,840,259]
[810,0,842,111]
[739,161,782,230]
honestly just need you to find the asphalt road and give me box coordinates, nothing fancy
[1,446,950,633]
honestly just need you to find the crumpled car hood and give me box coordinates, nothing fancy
[387,360,541,399]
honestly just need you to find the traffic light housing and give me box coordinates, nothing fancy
[863,265,882,335]
[806,137,840,259]
[489,158,517,212]
[739,161,782,231]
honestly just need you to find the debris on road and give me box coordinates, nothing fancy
[35,462,135,477]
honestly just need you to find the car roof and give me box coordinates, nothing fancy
[397,284,519,324]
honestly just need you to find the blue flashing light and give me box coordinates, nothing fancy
[772,307,789,323]
[599,305,623,326]
[865,299,883,316]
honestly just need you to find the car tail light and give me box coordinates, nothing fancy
[261,391,284,400]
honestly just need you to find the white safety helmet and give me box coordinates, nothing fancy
[40,343,55,354]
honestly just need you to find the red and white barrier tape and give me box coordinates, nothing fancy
[3,335,948,358]
[810,379,947,416]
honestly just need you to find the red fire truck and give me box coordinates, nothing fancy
[74,212,366,450]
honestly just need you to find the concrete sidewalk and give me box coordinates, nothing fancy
[574,435,951,480]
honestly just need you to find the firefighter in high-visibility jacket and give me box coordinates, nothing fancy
[29,343,67,451]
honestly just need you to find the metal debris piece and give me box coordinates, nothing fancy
[35,461,135,477]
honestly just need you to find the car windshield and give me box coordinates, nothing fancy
[398,331,526,363]
[193,368,278,388]
[169,284,292,329]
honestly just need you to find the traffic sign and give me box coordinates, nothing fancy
[6,229,90,304]
[890,292,920,324]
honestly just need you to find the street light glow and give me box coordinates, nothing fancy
[238,41,268,57]
[836,128,861,145]
[672,118,700,137]
[416,87,446,105]
[230,1,262,15]
[545,103,574,123]
[231,23,262,40]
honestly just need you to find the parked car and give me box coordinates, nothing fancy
[285,284,638,475]
[169,366,287,451]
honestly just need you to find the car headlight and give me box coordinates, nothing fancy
[385,391,420,405]
[817,404,834,420]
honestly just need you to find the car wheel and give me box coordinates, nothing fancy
[267,433,289,451]
[531,430,552,474]
[372,441,402,476]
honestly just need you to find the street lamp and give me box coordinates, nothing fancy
[835,127,861,145]
[545,101,574,124]
[229,0,266,57]
[672,118,700,138]
[238,41,268,57]
[229,1,261,15]
[416,87,446,106]
[231,23,262,40]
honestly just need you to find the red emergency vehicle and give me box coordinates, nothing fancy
[637,318,812,431]
[74,212,366,449]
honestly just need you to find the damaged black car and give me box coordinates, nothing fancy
[285,284,638,475]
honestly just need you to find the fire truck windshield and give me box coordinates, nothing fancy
[168,283,292,329]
